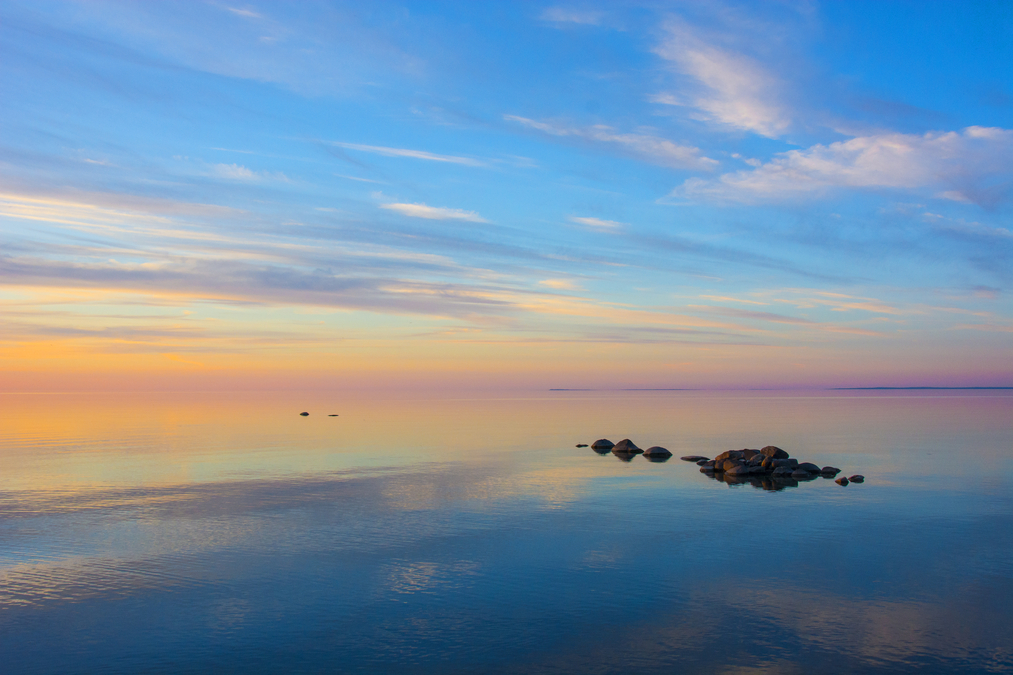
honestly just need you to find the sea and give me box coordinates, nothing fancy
[2,389,1011,673]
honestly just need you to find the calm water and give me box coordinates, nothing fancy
[2,390,1012,674]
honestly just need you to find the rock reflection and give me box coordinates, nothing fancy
[612,451,638,463]
[701,469,801,490]
[644,455,671,463]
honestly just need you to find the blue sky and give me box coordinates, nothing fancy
[1,0,1011,390]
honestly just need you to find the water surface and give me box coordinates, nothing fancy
[2,390,1011,673]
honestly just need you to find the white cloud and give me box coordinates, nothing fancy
[380,203,488,223]
[569,216,626,231]
[540,7,604,25]
[672,126,1013,205]
[652,21,790,138]
[505,115,717,170]
[329,142,486,167]
[212,163,289,182]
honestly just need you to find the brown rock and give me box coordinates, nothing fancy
[591,439,614,450]
[644,446,672,457]
[836,477,850,486]
[760,445,789,459]
[612,439,642,454]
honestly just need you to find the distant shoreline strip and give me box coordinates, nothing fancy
[829,386,1013,390]
[548,386,1013,391]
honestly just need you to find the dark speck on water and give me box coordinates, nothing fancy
[299,411,309,416]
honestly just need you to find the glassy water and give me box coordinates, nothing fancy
[2,390,1011,674]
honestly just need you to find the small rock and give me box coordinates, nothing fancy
[612,439,642,454]
[760,445,790,460]
[726,464,751,477]
[714,450,746,462]
[820,466,841,476]
[328,414,339,417]
[741,448,761,460]
[644,446,672,457]
[680,455,709,462]
[797,462,821,473]
[836,477,850,486]
[748,454,765,466]
[591,439,614,450]
[849,475,865,483]
[299,412,309,416]
[576,444,588,448]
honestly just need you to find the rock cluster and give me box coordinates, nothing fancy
[691,446,863,490]
[582,441,863,488]
[586,438,672,462]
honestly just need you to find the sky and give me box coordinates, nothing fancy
[1,0,1012,391]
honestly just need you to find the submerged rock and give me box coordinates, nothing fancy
[591,439,614,450]
[644,446,673,458]
[612,439,642,454]
[680,455,709,462]
[299,412,309,416]
[576,444,588,448]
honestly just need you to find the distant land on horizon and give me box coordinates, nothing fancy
[549,387,1013,391]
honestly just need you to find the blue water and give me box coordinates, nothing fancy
[1,391,1011,673]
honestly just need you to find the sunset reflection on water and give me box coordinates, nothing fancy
[2,390,1011,673]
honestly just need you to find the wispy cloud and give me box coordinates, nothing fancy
[225,7,262,19]
[505,115,717,169]
[327,142,486,167]
[539,278,582,290]
[380,203,488,223]
[673,126,1013,206]
[652,20,791,138]
[540,7,604,26]
[569,216,626,231]
[212,163,289,182]
[922,212,1013,239]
